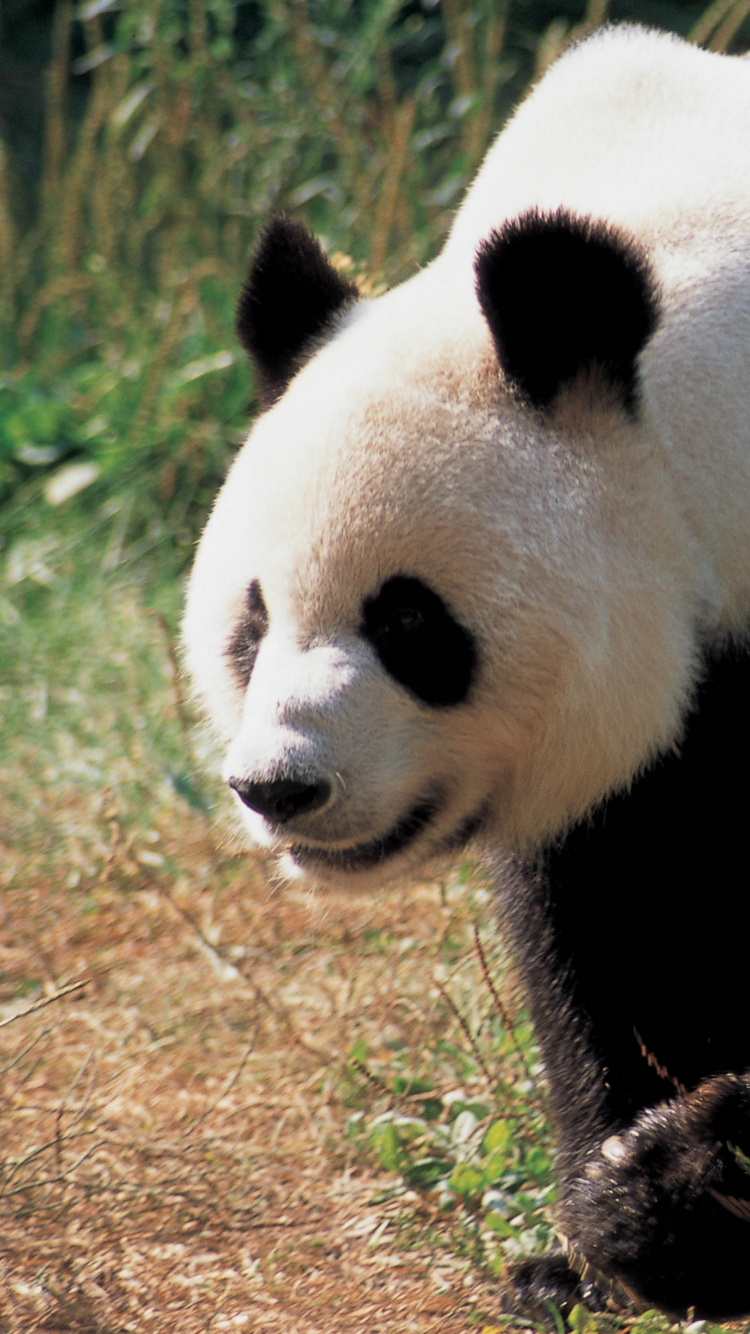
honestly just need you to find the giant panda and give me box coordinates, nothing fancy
[183,24,750,1319]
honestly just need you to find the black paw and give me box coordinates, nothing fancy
[504,1251,612,1323]
[560,1075,750,1318]
[579,1073,750,1216]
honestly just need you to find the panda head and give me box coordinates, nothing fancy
[183,210,693,887]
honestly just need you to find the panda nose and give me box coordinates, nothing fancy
[228,775,331,825]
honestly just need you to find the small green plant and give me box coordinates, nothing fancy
[346,928,558,1287]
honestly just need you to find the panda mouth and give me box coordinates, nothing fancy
[288,794,487,875]
[289,794,439,873]
[439,804,486,853]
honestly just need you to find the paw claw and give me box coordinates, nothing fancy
[601,1134,627,1164]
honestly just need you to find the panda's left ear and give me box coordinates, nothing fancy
[236,215,360,408]
[475,209,660,413]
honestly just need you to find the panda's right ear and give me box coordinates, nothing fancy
[236,215,360,408]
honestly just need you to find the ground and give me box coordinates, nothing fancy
[0,809,514,1333]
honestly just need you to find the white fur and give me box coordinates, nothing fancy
[183,26,750,885]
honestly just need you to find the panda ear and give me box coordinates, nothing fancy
[236,215,360,408]
[474,209,660,413]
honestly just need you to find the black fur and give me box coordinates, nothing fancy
[475,209,660,412]
[361,575,477,707]
[236,216,359,408]
[496,647,750,1318]
[226,579,269,687]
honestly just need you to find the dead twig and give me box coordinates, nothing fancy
[0,978,90,1029]
[434,980,493,1087]
[472,921,532,1077]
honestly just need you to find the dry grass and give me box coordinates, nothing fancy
[1,718,515,1332]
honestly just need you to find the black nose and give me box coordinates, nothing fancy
[228,775,331,825]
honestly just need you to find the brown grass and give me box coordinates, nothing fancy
[0,791,514,1332]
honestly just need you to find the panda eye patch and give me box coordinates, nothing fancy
[226,579,269,687]
[361,575,476,707]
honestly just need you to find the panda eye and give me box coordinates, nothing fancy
[361,575,476,708]
[226,579,269,687]
[390,605,424,634]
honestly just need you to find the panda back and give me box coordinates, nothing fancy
[446,26,750,263]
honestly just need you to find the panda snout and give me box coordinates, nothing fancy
[228,773,332,827]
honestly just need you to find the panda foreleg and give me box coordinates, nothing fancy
[493,854,630,1317]
[493,853,750,1319]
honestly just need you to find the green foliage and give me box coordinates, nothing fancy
[347,991,557,1284]
[0,516,214,873]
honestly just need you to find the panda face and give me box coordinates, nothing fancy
[185,351,535,885]
[184,204,702,887]
[219,559,487,883]
[196,457,496,884]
